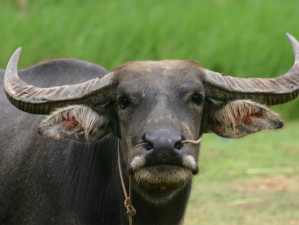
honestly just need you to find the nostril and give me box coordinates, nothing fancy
[141,133,153,151]
[174,141,183,150]
[144,142,153,151]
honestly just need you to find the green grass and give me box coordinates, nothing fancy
[185,122,299,225]
[1,0,299,119]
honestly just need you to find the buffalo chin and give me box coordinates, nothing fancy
[133,165,193,204]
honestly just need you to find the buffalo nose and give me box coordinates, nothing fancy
[144,129,183,151]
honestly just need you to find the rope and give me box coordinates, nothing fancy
[117,141,136,225]
[181,135,203,144]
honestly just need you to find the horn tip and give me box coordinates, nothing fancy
[9,47,22,63]
[14,47,22,56]
[4,47,23,82]
[286,33,297,44]
[286,33,299,63]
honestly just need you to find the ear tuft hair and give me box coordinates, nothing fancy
[204,100,283,138]
[38,105,110,142]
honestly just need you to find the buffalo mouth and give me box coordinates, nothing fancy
[134,164,193,186]
[132,164,193,204]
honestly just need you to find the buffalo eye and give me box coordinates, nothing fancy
[191,94,203,105]
[118,96,130,109]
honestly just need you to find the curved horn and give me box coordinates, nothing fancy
[204,33,299,105]
[4,48,115,114]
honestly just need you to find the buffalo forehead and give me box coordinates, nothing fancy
[114,60,203,82]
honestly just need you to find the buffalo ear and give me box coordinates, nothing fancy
[201,99,283,138]
[38,105,111,142]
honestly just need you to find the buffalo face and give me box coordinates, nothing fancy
[113,61,205,203]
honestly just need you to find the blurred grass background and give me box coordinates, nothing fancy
[1,0,299,224]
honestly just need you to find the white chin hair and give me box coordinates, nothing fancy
[133,166,193,205]
[134,166,193,184]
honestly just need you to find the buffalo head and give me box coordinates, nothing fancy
[4,33,299,204]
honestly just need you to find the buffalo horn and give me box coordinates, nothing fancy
[204,33,299,105]
[4,48,114,114]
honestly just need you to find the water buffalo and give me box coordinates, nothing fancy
[0,33,299,225]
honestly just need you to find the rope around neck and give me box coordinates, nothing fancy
[117,141,136,225]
